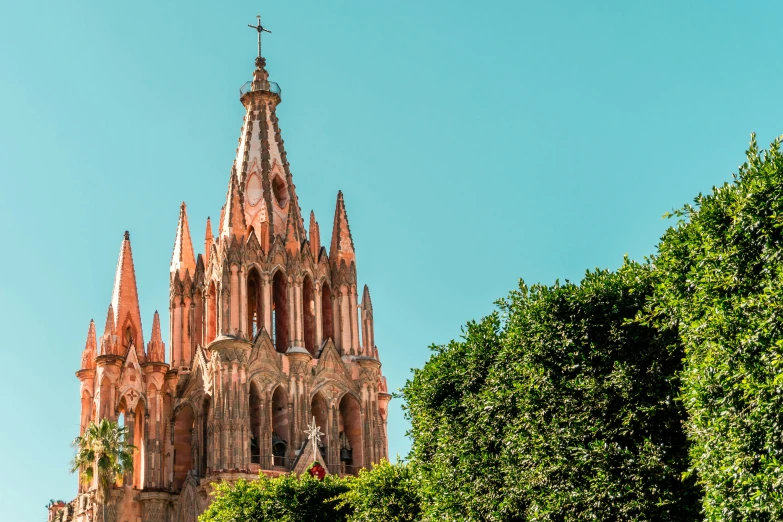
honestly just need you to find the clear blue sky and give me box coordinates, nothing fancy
[2,0,783,519]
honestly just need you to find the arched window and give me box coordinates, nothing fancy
[339,393,363,475]
[249,383,262,465]
[247,268,262,339]
[172,405,195,491]
[272,270,288,353]
[321,282,334,344]
[311,392,330,463]
[271,386,289,467]
[302,275,316,355]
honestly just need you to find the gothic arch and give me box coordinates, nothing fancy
[338,391,363,474]
[172,402,196,491]
[246,266,263,339]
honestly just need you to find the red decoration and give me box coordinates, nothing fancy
[308,462,326,480]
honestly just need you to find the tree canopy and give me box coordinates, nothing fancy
[402,262,701,521]
[651,135,783,519]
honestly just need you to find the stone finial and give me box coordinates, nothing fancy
[362,284,373,314]
[204,216,214,266]
[146,311,165,363]
[170,202,196,279]
[309,210,320,260]
[329,191,356,266]
[81,319,97,369]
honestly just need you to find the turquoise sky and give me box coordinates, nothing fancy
[2,1,783,519]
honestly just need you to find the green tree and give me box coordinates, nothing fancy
[651,134,783,519]
[336,459,423,521]
[199,472,351,522]
[402,261,700,521]
[70,419,134,522]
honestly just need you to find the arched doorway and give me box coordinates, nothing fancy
[271,386,289,467]
[172,404,195,491]
[249,383,262,465]
[311,391,330,464]
[338,393,363,475]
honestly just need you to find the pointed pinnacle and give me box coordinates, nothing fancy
[171,202,196,278]
[330,190,356,265]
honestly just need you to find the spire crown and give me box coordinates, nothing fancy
[171,202,196,278]
[146,310,165,363]
[81,320,97,369]
[330,191,356,266]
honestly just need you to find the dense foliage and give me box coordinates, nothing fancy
[335,459,423,521]
[651,135,783,519]
[199,473,351,522]
[199,460,422,522]
[402,262,700,521]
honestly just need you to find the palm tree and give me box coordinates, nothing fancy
[71,419,135,522]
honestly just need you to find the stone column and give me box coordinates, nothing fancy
[341,285,352,354]
[230,265,240,335]
[239,268,247,339]
[172,300,182,368]
[182,296,192,366]
[314,282,323,347]
[350,285,360,356]
[332,290,342,352]
[262,273,272,336]
[287,278,295,349]
[295,279,304,346]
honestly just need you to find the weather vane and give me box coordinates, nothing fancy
[304,416,324,459]
[248,14,271,60]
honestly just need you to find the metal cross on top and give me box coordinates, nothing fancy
[304,416,324,459]
[248,14,271,60]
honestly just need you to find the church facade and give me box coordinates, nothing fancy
[50,41,390,522]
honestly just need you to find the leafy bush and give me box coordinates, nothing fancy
[651,135,783,519]
[199,473,350,522]
[336,459,423,522]
[402,262,700,521]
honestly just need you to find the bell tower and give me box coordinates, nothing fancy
[61,15,391,522]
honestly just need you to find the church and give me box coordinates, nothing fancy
[51,21,391,522]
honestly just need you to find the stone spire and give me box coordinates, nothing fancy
[309,210,320,260]
[220,175,246,241]
[233,49,306,245]
[361,284,375,357]
[329,191,356,267]
[170,202,196,279]
[110,231,145,361]
[204,216,214,265]
[146,311,165,363]
[99,304,117,355]
[362,284,373,314]
[81,319,97,369]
